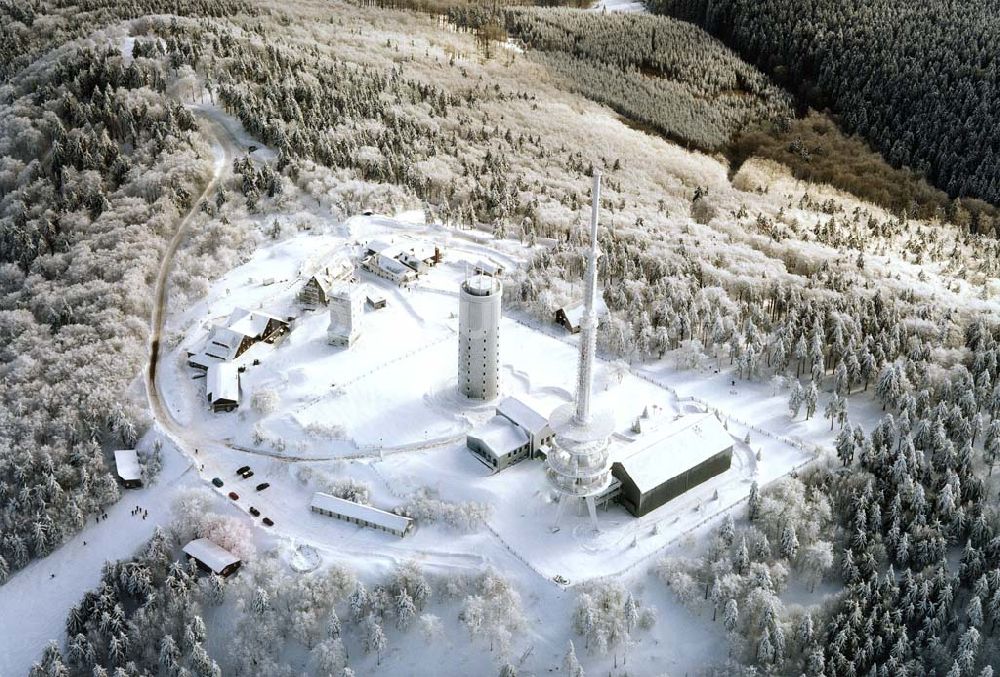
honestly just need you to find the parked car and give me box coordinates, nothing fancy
[262,517,274,527]
[240,470,254,479]
[212,478,224,488]
[255,482,270,492]
[228,492,239,501]
[236,465,250,475]
[249,507,260,517]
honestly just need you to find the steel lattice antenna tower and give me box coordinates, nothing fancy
[545,171,613,531]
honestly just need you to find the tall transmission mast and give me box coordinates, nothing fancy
[544,171,613,531]
[574,169,602,426]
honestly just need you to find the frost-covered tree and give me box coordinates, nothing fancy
[395,589,416,630]
[363,615,387,665]
[563,640,584,677]
[788,380,804,419]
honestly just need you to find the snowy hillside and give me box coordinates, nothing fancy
[3,1,1000,676]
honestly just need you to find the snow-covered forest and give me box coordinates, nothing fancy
[3,0,1000,674]
[502,9,791,151]
[0,8,222,579]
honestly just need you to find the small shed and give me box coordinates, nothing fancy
[466,416,531,472]
[555,295,609,334]
[310,492,414,537]
[113,449,142,489]
[182,538,241,577]
[206,362,240,412]
[612,413,734,517]
[366,292,387,310]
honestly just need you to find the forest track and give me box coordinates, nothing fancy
[146,111,238,428]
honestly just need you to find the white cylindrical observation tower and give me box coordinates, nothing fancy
[458,274,502,400]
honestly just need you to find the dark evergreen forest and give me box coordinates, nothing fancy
[647,0,1000,211]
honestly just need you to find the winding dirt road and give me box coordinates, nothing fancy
[146,112,235,427]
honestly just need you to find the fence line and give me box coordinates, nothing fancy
[483,521,551,581]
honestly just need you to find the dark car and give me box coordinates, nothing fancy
[236,465,250,475]
[240,470,254,479]
[228,491,239,501]
[255,482,270,492]
[262,517,274,527]
[249,507,260,517]
[212,478,224,488]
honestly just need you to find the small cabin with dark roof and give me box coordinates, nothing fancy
[182,538,241,577]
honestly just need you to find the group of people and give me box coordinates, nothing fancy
[56,504,151,579]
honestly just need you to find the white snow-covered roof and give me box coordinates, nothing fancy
[401,241,436,262]
[203,326,245,360]
[308,257,353,290]
[329,281,364,302]
[366,239,394,255]
[113,449,141,482]
[189,309,287,368]
[468,416,530,457]
[182,538,240,573]
[310,492,413,533]
[367,237,435,262]
[497,396,551,437]
[561,294,609,328]
[463,274,500,296]
[614,413,733,494]
[374,253,415,278]
[226,308,286,338]
[474,259,503,276]
[188,326,244,368]
[206,362,240,403]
